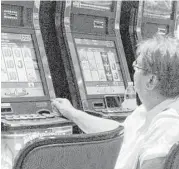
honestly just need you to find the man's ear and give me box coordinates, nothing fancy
[146,74,158,90]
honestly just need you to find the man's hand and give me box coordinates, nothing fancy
[51,98,120,134]
[51,98,75,119]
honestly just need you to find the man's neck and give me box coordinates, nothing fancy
[142,93,167,112]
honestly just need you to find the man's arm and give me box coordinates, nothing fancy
[69,108,120,133]
[52,98,120,134]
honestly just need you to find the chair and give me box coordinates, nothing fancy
[13,126,124,169]
[164,142,179,169]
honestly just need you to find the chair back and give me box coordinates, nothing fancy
[164,142,179,169]
[13,126,124,169]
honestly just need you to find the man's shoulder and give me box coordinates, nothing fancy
[139,108,179,167]
[145,108,179,141]
[152,107,179,126]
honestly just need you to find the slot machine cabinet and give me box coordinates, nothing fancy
[1,0,73,127]
[55,1,132,114]
[137,0,177,40]
[1,1,55,116]
[1,1,73,168]
[134,1,178,106]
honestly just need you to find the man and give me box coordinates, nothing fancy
[52,35,179,169]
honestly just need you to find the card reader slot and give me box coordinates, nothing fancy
[93,102,104,108]
[104,95,121,108]
[5,13,17,17]
[1,107,12,113]
[94,20,104,28]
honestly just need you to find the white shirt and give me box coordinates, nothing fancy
[115,97,179,169]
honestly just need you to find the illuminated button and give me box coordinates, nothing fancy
[12,115,21,120]
[22,115,34,120]
[19,115,30,120]
[101,110,108,114]
[107,110,114,113]
[26,115,35,120]
[35,115,46,119]
[39,115,46,119]
[1,115,5,119]
[31,114,42,119]
[5,116,14,121]
[28,114,36,120]
[112,109,119,113]
[5,115,13,119]
[43,114,55,118]
[32,115,41,119]
[27,114,35,119]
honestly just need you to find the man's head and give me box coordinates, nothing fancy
[133,35,179,104]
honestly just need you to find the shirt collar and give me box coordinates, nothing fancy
[144,97,179,125]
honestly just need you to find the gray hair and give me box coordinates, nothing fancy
[136,35,179,98]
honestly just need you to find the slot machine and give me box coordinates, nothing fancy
[55,1,132,115]
[1,1,73,168]
[136,0,177,40]
[120,1,178,106]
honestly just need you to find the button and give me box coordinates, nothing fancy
[27,115,35,120]
[13,115,21,120]
[1,115,5,119]
[39,115,46,119]
[31,114,38,118]
[101,110,108,114]
[30,114,39,119]
[5,117,14,121]
[33,115,41,119]
[43,114,55,118]
[19,115,29,120]
[5,115,13,119]
[35,115,46,119]
[113,109,119,113]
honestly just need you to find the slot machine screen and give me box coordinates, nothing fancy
[143,1,172,19]
[75,38,125,95]
[1,32,45,98]
[72,1,113,12]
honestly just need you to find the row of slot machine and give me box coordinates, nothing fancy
[1,1,179,168]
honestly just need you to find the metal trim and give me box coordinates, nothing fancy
[174,1,179,38]
[64,0,88,110]
[136,0,143,42]
[33,0,56,99]
[115,1,131,84]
